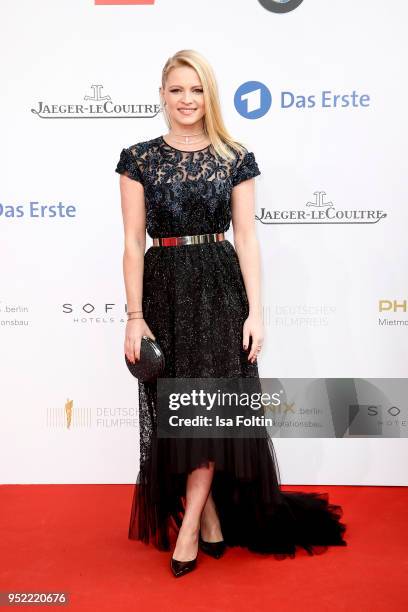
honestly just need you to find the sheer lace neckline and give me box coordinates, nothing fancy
[160,135,212,153]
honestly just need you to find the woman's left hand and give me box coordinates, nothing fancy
[243,312,264,363]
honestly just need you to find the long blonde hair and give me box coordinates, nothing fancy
[160,49,247,161]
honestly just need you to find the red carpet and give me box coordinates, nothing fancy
[1,484,407,611]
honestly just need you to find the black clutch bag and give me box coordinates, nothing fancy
[124,335,165,383]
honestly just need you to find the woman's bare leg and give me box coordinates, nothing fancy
[172,461,215,561]
[200,489,223,542]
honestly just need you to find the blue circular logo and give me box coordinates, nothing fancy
[234,81,272,119]
[258,0,304,13]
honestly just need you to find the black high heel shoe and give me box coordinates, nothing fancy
[199,532,226,559]
[170,554,198,578]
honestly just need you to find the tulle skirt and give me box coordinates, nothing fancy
[128,240,347,557]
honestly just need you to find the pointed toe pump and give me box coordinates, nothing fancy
[198,533,226,559]
[170,555,198,578]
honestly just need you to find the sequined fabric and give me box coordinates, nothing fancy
[115,135,261,238]
[115,137,347,556]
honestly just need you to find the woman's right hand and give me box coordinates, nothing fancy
[125,318,156,363]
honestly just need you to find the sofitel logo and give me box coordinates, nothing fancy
[256,191,387,225]
[62,303,129,324]
[31,84,160,119]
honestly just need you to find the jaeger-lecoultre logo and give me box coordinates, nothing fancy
[31,84,160,119]
[257,191,387,225]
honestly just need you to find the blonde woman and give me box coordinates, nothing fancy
[116,49,346,578]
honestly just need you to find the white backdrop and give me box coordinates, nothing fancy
[1,0,407,485]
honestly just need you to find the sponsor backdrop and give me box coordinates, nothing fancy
[1,0,407,485]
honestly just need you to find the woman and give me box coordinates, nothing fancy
[115,49,347,578]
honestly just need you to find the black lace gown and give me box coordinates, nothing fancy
[115,136,347,558]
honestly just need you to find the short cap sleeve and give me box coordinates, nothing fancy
[231,150,261,187]
[115,147,144,185]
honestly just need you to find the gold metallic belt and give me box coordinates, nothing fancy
[152,232,225,247]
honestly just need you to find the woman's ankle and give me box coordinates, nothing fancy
[179,520,200,536]
[200,509,220,528]
[200,515,222,537]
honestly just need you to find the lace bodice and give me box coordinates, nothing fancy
[115,135,261,238]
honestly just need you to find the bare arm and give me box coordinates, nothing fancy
[231,177,264,362]
[119,174,156,361]
[120,174,146,311]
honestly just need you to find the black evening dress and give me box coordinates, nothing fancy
[115,136,347,558]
